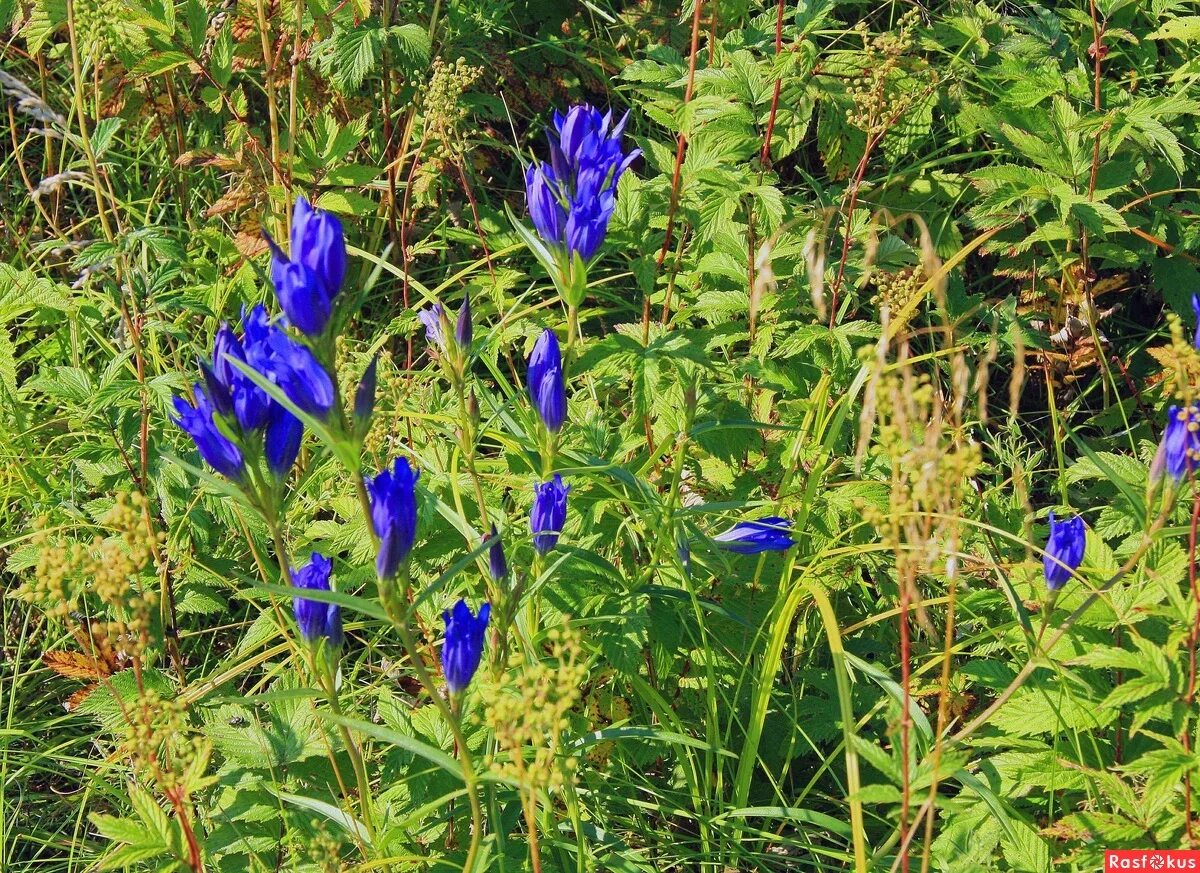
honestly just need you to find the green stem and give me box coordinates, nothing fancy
[453,377,490,531]
[266,513,376,841]
[389,614,484,873]
[315,650,376,841]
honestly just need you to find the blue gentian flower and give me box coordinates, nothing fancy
[528,329,566,432]
[1156,404,1200,483]
[1192,294,1200,349]
[418,304,445,351]
[441,599,490,694]
[367,457,420,580]
[486,524,507,582]
[264,400,303,478]
[249,325,335,418]
[1043,512,1085,591]
[177,305,308,482]
[713,516,795,554]
[172,385,245,480]
[267,196,346,337]
[211,322,271,432]
[292,552,342,648]
[525,103,640,260]
[530,474,570,554]
[525,164,567,248]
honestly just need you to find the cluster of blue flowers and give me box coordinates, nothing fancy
[172,103,850,699]
[525,105,641,262]
[174,195,493,694]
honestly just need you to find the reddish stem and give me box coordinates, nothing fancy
[759,0,785,167]
[651,0,705,335]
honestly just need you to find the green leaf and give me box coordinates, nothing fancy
[318,712,464,778]
[328,22,383,92]
[132,51,191,77]
[1147,16,1200,40]
[276,792,371,846]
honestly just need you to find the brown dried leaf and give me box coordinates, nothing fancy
[43,650,107,681]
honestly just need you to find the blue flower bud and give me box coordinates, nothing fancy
[456,294,473,350]
[211,320,271,432]
[1043,512,1085,591]
[1192,294,1200,349]
[270,254,332,338]
[354,355,378,427]
[486,524,507,582]
[530,474,570,554]
[525,164,567,247]
[172,385,245,481]
[251,327,335,418]
[367,457,420,580]
[292,552,342,648]
[292,196,347,300]
[527,329,566,433]
[441,599,490,695]
[265,196,346,338]
[713,516,794,554]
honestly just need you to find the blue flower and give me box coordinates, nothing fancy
[418,304,446,351]
[525,164,567,247]
[525,103,639,260]
[441,599,490,694]
[530,474,570,554]
[486,524,507,582]
[1043,512,1085,591]
[292,553,342,648]
[1156,404,1200,483]
[264,400,303,479]
[1193,294,1200,349]
[211,322,271,432]
[528,329,566,432]
[172,385,245,480]
[267,196,346,337]
[713,516,795,554]
[248,324,335,418]
[367,457,420,580]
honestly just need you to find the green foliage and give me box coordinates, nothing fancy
[2,1,1200,872]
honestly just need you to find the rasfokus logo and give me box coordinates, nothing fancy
[1105,851,1200,870]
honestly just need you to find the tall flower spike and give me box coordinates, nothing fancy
[713,516,795,554]
[266,196,347,338]
[1043,512,1085,591]
[530,474,570,554]
[441,599,490,695]
[172,385,245,480]
[292,553,342,648]
[367,457,420,580]
[527,329,566,432]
